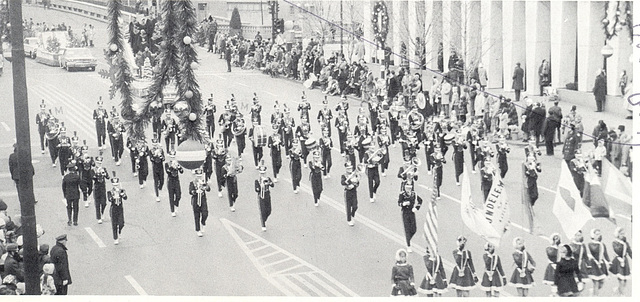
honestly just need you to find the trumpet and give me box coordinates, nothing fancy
[400,158,421,179]
[497,142,510,153]
[226,157,244,177]
[367,148,385,166]
[345,163,366,186]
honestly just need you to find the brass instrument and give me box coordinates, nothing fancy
[259,176,273,199]
[400,158,421,179]
[232,118,246,136]
[227,157,244,177]
[45,118,60,140]
[345,163,366,186]
[367,148,385,166]
[408,109,425,130]
[498,141,511,153]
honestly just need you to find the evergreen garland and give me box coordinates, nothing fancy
[106,0,136,135]
[371,1,389,48]
[602,1,633,42]
[174,0,205,142]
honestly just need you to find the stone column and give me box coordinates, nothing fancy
[606,33,633,96]
[408,0,419,69]
[424,0,443,73]
[550,1,577,89]
[502,0,526,92]
[525,1,551,96]
[391,0,403,66]
[442,0,462,73]
[462,1,482,82]
[363,0,373,63]
[577,1,604,93]
[481,0,503,89]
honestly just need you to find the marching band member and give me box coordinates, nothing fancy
[219,104,235,148]
[70,131,81,163]
[569,151,588,195]
[295,115,312,166]
[397,182,422,253]
[203,141,214,184]
[309,150,324,206]
[93,97,108,150]
[135,141,150,189]
[495,135,510,178]
[510,237,536,297]
[418,246,448,297]
[587,229,610,296]
[344,132,357,168]
[480,242,507,297]
[36,100,50,154]
[524,137,542,163]
[524,154,541,206]
[46,114,60,167]
[212,134,228,197]
[189,168,210,237]
[56,126,73,176]
[388,97,401,146]
[317,96,333,137]
[430,144,445,199]
[107,172,127,245]
[377,123,391,176]
[250,93,262,125]
[91,153,109,224]
[162,112,178,156]
[270,101,284,135]
[62,161,81,226]
[480,159,495,202]
[107,110,125,165]
[335,94,350,115]
[335,111,350,155]
[354,115,371,163]
[150,135,165,202]
[248,120,265,167]
[397,151,418,190]
[319,128,333,178]
[151,107,163,142]
[452,133,467,185]
[78,145,94,208]
[356,106,370,131]
[204,94,217,138]
[398,129,419,160]
[290,138,302,194]
[126,138,138,176]
[341,161,359,226]
[543,233,562,295]
[282,106,295,157]
[222,155,241,211]
[255,161,274,231]
[450,236,478,297]
[569,230,593,283]
[268,124,283,182]
[298,92,311,122]
[610,227,631,296]
[362,138,381,203]
[476,139,495,171]
[233,114,247,157]
[165,160,183,217]
[423,123,436,175]
[368,98,381,131]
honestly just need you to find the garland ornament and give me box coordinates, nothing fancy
[371,1,389,48]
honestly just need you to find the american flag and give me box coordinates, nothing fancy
[423,173,439,255]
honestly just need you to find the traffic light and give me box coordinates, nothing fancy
[268,1,273,15]
[274,19,284,34]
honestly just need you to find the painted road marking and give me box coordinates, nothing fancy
[221,218,359,297]
[124,275,148,295]
[236,82,250,88]
[539,186,555,194]
[0,191,18,198]
[616,214,632,221]
[1,122,10,132]
[262,90,278,97]
[0,172,11,178]
[84,227,107,248]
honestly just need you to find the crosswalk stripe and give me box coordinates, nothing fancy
[257,250,281,260]
[250,244,270,253]
[263,257,294,268]
[44,82,95,112]
[271,263,305,275]
[290,273,327,297]
[124,275,148,295]
[273,275,310,296]
[304,273,344,297]
[84,227,107,248]
[41,86,96,125]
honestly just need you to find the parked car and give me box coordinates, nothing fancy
[24,37,40,59]
[58,47,97,71]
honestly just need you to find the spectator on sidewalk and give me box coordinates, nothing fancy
[512,63,525,102]
[619,69,628,96]
[538,59,551,96]
[591,120,608,147]
[530,102,546,146]
[547,101,563,143]
[593,69,607,112]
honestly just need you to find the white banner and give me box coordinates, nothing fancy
[484,176,510,237]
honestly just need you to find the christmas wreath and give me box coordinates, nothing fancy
[371,1,389,48]
[602,1,633,42]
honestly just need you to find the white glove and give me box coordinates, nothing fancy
[412,208,417,213]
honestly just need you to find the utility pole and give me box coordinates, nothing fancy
[260,0,264,26]
[9,0,40,295]
[340,0,343,56]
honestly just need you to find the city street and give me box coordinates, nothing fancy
[0,4,632,297]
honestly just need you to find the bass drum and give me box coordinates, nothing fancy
[253,125,267,147]
[415,92,426,110]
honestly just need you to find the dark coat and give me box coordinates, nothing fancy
[593,74,607,101]
[512,66,525,90]
[62,172,81,200]
[554,258,581,295]
[2,254,24,282]
[50,242,72,285]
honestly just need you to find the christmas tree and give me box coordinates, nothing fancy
[106,0,135,126]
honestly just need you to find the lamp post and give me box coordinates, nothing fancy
[601,43,613,88]
[340,0,343,56]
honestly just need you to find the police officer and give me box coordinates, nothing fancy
[107,172,127,245]
[149,135,165,202]
[62,162,81,226]
[341,161,359,226]
[36,100,50,154]
[189,168,210,237]
[91,154,109,224]
[165,159,183,217]
[255,160,274,231]
[93,97,108,150]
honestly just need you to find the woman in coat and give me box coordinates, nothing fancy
[480,242,507,297]
[391,249,417,296]
[587,228,610,296]
[554,244,583,296]
[610,227,632,296]
[510,237,536,296]
[418,247,448,296]
[543,233,562,295]
[450,236,477,297]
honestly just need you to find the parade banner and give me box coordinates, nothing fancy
[582,166,611,218]
[483,176,509,240]
[423,173,439,255]
[521,163,535,234]
[601,159,632,215]
[460,172,501,247]
[553,162,593,238]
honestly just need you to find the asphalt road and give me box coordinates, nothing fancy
[0,4,632,297]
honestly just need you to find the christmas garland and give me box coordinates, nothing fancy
[602,1,633,42]
[371,1,389,48]
[106,0,135,134]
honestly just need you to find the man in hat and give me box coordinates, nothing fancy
[512,63,524,102]
[593,69,607,112]
[91,154,109,224]
[93,97,108,150]
[1,243,23,282]
[150,136,165,202]
[165,160,184,217]
[233,114,247,157]
[341,161,359,226]
[50,234,71,295]
[362,138,381,203]
[317,96,333,137]
[268,124,283,182]
[8,144,35,193]
[298,93,311,121]
[108,173,127,245]
[62,162,81,226]
[255,161,274,231]
[250,94,262,125]
[547,100,563,144]
[318,128,333,179]
[36,99,50,154]
[135,141,150,189]
[107,110,125,165]
[222,155,239,211]
[281,107,295,157]
[335,111,350,155]
[204,94,217,138]
[480,159,496,202]
[189,168,210,237]
[398,182,422,253]
[57,126,73,176]
[562,124,580,166]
